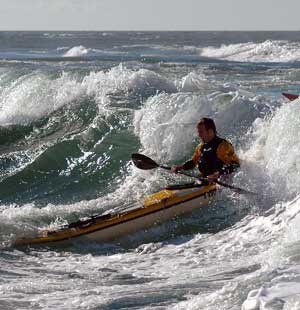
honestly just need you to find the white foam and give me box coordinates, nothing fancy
[0,72,86,125]
[242,271,300,310]
[180,72,211,92]
[243,99,300,199]
[200,40,300,63]
[240,194,300,309]
[171,196,300,310]
[63,45,90,57]
[81,65,176,106]
[134,92,212,161]
[0,65,176,125]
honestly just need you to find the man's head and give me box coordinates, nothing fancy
[197,118,216,143]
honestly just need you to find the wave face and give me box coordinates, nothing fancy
[2,31,300,310]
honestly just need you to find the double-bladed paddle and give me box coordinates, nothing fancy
[132,153,259,196]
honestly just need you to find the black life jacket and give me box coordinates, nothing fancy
[197,136,225,177]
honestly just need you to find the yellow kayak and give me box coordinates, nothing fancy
[14,183,216,246]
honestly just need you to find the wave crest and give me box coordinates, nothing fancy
[63,45,90,57]
[200,40,300,63]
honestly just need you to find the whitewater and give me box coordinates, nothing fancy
[1,31,300,310]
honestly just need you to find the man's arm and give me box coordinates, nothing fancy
[171,145,201,173]
[171,160,196,173]
[216,140,240,175]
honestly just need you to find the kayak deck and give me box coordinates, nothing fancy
[14,183,216,246]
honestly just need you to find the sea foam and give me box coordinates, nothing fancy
[200,40,300,63]
[63,45,90,57]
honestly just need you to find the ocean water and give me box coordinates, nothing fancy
[1,31,300,309]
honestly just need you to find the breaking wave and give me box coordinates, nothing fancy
[200,40,300,63]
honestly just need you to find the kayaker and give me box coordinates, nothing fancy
[171,117,240,183]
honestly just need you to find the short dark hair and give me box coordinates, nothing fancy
[197,118,216,134]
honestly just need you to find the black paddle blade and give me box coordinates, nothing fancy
[131,153,160,170]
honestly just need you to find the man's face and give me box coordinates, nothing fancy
[197,124,214,143]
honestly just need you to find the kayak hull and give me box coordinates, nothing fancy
[85,186,216,242]
[14,184,217,246]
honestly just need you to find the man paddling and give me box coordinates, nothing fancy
[171,118,240,183]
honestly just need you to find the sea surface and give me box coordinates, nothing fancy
[1,31,300,309]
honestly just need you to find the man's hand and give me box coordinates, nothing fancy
[171,165,183,173]
[207,171,220,183]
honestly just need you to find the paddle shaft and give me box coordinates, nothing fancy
[149,160,258,196]
[131,153,259,196]
[158,164,257,196]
